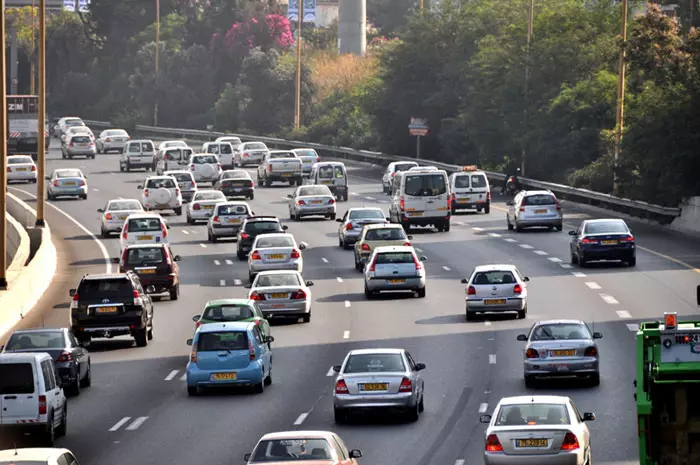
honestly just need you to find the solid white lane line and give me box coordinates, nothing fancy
[200,243,207,248]
[627,323,639,332]
[214,260,221,266]
[585,282,601,290]
[125,416,149,431]
[293,413,309,425]
[479,403,489,413]
[109,417,131,432]
[484,321,492,327]
[472,227,484,231]
[548,257,562,263]
[343,331,350,339]
[504,238,517,243]
[560,263,573,269]
[519,244,534,249]
[365,196,376,200]
[233,279,242,286]
[225,259,233,265]
[617,310,632,318]
[164,370,179,381]
[415,247,424,253]
[326,367,336,376]
[572,272,587,278]
[219,280,226,286]
[600,294,619,305]
[344,300,351,308]
[442,265,452,271]
[533,250,548,256]
[182,230,190,235]
[488,232,502,237]
[321,257,329,263]
[489,354,496,364]
[336,277,343,283]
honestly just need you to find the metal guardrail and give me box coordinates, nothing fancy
[83,119,683,223]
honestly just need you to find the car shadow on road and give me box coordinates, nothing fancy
[64,234,95,241]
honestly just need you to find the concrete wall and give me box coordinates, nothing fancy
[316,2,339,27]
[6,214,30,275]
[669,197,700,236]
[338,0,366,56]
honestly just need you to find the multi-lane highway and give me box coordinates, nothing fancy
[4,137,700,465]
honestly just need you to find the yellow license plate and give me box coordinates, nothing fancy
[268,254,285,259]
[16,168,27,171]
[96,306,118,314]
[204,205,214,209]
[311,200,322,204]
[387,279,405,284]
[602,240,618,245]
[226,218,241,224]
[139,235,153,240]
[271,293,288,299]
[360,383,388,391]
[535,209,547,214]
[484,299,506,305]
[281,173,293,177]
[410,211,424,216]
[461,197,470,201]
[212,372,237,381]
[516,439,547,448]
[119,216,127,220]
[321,180,332,184]
[551,350,576,357]
[64,182,76,186]
[138,269,156,274]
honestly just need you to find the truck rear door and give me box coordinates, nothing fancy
[0,361,39,423]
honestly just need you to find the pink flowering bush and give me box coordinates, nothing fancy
[213,14,294,59]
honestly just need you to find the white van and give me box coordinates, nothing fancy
[389,167,451,232]
[202,142,234,169]
[120,140,156,172]
[0,352,68,445]
[156,147,194,174]
[449,166,491,214]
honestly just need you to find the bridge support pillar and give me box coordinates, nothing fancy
[338,0,366,56]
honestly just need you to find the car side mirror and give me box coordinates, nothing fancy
[349,450,362,459]
[415,362,426,371]
[420,256,427,261]
[335,218,343,223]
[166,224,171,229]
[407,235,413,240]
[299,243,306,250]
[287,193,293,198]
[69,289,76,297]
[583,412,596,421]
[332,365,341,373]
[137,185,143,190]
[460,278,468,284]
[523,276,530,282]
[174,255,181,261]
[186,338,193,346]
[146,285,156,294]
[305,280,314,286]
[506,200,514,206]
[593,332,603,339]
[244,453,251,462]
[0,345,4,351]
[282,225,289,230]
[97,208,104,213]
[45,176,50,180]
[243,283,252,289]
[696,284,700,306]
[516,334,527,341]
[265,336,274,343]
[568,230,577,236]
[386,217,390,221]
[479,414,492,423]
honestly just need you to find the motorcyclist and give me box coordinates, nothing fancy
[502,168,521,195]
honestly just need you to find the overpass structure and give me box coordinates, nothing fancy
[5,0,64,8]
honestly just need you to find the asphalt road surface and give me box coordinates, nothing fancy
[5,137,700,465]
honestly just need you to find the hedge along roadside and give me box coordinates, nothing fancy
[0,192,58,339]
[82,120,682,224]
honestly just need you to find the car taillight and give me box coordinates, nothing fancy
[243,152,249,157]
[361,243,370,251]
[190,164,195,171]
[161,222,168,238]
[57,351,73,362]
[581,237,598,244]
[241,232,250,240]
[217,163,222,170]
[467,285,476,295]
[584,346,597,357]
[248,181,254,187]
[268,165,273,173]
[519,207,525,212]
[561,432,580,451]
[345,223,353,231]
[297,200,306,206]
[403,241,412,246]
[69,142,74,147]
[53,180,59,187]
[31,165,37,171]
[413,254,422,270]
[447,195,451,209]
[120,248,128,267]
[122,223,129,239]
[251,250,262,260]
[80,179,86,186]
[620,235,635,243]
[89,142,94,147]
[105,137,111,142]
[513,284,523,294]
[291,289,306,299]
[290,249,301,259]
[105,213,113,220]
[555,200,561,211]
[190,350,197,363]
[487,191,491,201]
[143,189,149,197]
[250,291,266,301]
[193,203,201,210]
[368,257,377,272]
[391,172,396,177]
[335,379,348,394]
[39,395,47,415]
[175,187,180,196]
[485,434,503,452]
[249,339,256,360]
[6,166,11,172]
[328,198,335,204]
[316,156,320,162]
[399,377,412,392]
[133,290,141,302]
[525,348,539,358]
[212,216,220,223]
[399,198,405,210]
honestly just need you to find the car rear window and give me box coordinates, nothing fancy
[222,171,249,180]
[256,236,294,248]
[531,323,590,341]
[6,331,65,350]
[522,194,556,206]
[255,273,300,287]
[349,209,385,220]
[270,152,295,159]
[194,155,217,164]
[127,218,162,232]
[202,305,254,321]
[395,163,418,172]
[295,149,317,157]
[471,174,487,188]
[167,172,193,183]
[495,403,570,426]
[56,170,82,178]
[72,136,91,143]
[299,186,331,196]
[197,331,248,351]
[404,173,447,196]
[106,130,127,136]
[246,221,281,233]
[165,149,187,161]
[8,156,32,164]
[583,221,628,234]
[108,201,142,211]
[472,271,517,285]
[218,204,249,215]
[219,144,232,154]
[221,137,241,145]
[318,166,344,178]
[126,247,164,265]
[344,354,405,373]
[375,252,414,264]
[141,142,154,151]
[251,439,332,463]
[146,178,176,189]
[65,119,83,126]
[0,362,34,394]
[194,191,226,201]
[205,144,220,154]
[364,228,405,241]
[454,175,470,188]
[245,142,266,150]
[78,278,133,298]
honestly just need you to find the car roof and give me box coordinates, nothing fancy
[196,321,253,333]
[123,243,167,250]
[129,139,154,143]
[255,270,301,276]
[104,128,127,132]
[214,200,249,206]
[82,273,130,280]
[204,298,254,306]
[0,352,52,362]
[259,431,337,441]
[364,223,402,230]
[522,190,555,196]
[348,207,383,212]
[10,328,66,335]
[7,155,33,159]
[373,245,414,253]
[53,168,83,174]
[245,216,280,222]
[473,264,518,272]
[534,319,586,326]
[313,161,344,166]
[582,218,626,224]
[126,212,163,220]
[292,148,317,152]
[254,233,293,239]
[0,448,73,460]
[390,161,418,166]
[108,198,140,204]
[498,395,570,406]
[146,175,176,180]
[347,348,404,356]
[163,170,193,175]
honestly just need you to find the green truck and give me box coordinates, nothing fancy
[635,290,700,465]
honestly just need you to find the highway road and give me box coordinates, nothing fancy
[4,136,700,465]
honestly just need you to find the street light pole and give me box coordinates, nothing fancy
[31,0,36,94]
[36,0,46,227]
[0,0,9,288]
[294,0,303,129]
[613,0,628,195]
[154,0,160,126]
[419,0,423,14]
[521,0,534,177]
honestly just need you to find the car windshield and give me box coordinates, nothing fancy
[246,221,281,233]
[194,155,217,164]
[108,201,142,211]
[194,191,225,201]
[349,209,385,220]
[404,173,447,196]
[364,228,405,241]
[256,237,294,248]
[0,363,34,394]
[220,137,241,145]
[531,323,591,341]
[255,273,300,287]
[583,221,628,234]
[146,178,176,189]
[472,270,516,285]
[222,171,248,180]
[197,331,248,351]
[167,173,192,183]
[454,175,470,188]
[202,304,254,321]
[375,252,414,264]
[344,353,406,373]
[218,204,249,215]
[55,170,82,178]
[299,186,330,196]
[522,194,556,206]
[250,439,333,463]
[205,144,220,154]
[126,247,164,266]
[8,157,32,164]
[495,403,570,426]
[270,152,294,159]
[127,218,162,232]
[395,163,418,172]
[295,149,317,158]
[6,331,64,350]
[246,142,266,150]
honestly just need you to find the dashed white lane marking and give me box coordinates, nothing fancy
[489,354,497,364]
[214,260,221,266]
[548,257,562,263]
[321,257,329,263]
[351,192,359,196]
[455,221,465,226]
[442,265,452,271]
[233,279,242,286]
[280,196,288,200]
[109,417,132,431]
[455,460,465,465]
[92,188,99,192]
[472,227,484,231]
[504,238,517,243]
[519,244,534,249]
[533,250,548,256]
[600,294,619,305]
[294,413,309,425]
[344,300,351,308]
[225,259,233,265]
[326,367,336,376]
[219,280,226,286]
[336,277,343,283]
[560,263,573,269]
[479,403,489,413]
[572,272,587,278]
[200,243,207,248]
[585,282,601,290]
[365,196,376,200]
[627,323,639,332]
[488,232,501,237]
[617,310,632,318]
[415,247,423,253]
[125,416,149,431]
[343,330,350,339]
[182,230,190,235]
[484,321,492,327]
[164,370,179,381]
[180,374,187,381]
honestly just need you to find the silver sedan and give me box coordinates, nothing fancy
[480,395,595,465]
[186,190,227,224]
[245,270,313,322]
[462,264,529,321]
[517,320,601,388]
[332,348,426,423]
[364,246,427,298]
[207,201,252,241]
[288,185,336,220]
[247,233,305,282]
[96,129,130,153]
[98,198,144,237]
[336,207,388,249]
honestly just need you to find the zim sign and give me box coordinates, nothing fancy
[409,117,428,137]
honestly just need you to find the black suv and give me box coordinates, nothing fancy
[69,272,155,347]
[236,216,288,260]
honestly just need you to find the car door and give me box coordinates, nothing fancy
[405,351,423,392]
[570,224,582,253]
[332,434,356,465]
[252,327,270,371]
[68,331,87,378]
[41,359,63,420]
[508,192,521,222]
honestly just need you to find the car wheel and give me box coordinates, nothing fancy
[484,203,491,214]
[249,273,255,283]
[555,223,563,231]
[120,165,125,172]
[589,373,600,387]
[364,284,374,299]
[628,256,636,267]
[417,287,426,298]
[579,254,587,267]
[443,221,451,232]
[80,194,88,200]
[507,216,514,230]
[44,413,56,446]
[517,306,527,319]
[148,324,154,340]
[237,251,246,260]
[524,375,536,389]
[329,213,336,221]
[169,284,179,301]
[80,361,92,388]
[101,227,109,239]
[254,379,265,394]
[570,252,578,265]
[334,408,347,424]
[187,385,198,396]
[418,395,425,412]
[249,193,255,200]
[134,328,148,347]
[126,162,131,172]
[302,313,311,323]
[466,310,476,321]
[515,223,523,232]
[338,235,344,248]
[186,216,194,225]
[406,402,420,422]
[56,405,67,437]
[174,207,182,215]
[66,373,80,396]
[264,369,272,386]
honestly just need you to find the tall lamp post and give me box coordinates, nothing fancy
[613,0,629,195]
[294,0,303,129]
[0,0,9,288]
[521,0,534,177]
[31,0,36,94]
[36,0,46,227]
[154,0,160,126]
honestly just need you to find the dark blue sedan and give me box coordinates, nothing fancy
[569,218,636,267]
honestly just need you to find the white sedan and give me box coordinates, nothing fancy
[186,190,226,224]
[246,270,314,322]
[6,155,37,183]
[98,198,144,238]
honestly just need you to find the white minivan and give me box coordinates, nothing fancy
[202,142,234,169]
[389,167,451,232]
[449,166,491,214]
[0,352,68,445]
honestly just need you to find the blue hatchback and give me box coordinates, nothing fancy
[185,321,273,396]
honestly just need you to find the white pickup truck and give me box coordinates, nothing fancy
[256,150,303,187]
